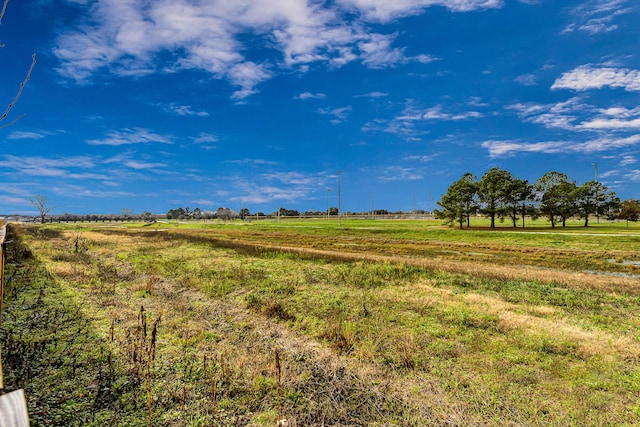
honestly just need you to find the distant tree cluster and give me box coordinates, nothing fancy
[166,206,248,220]
[435,168,625,229]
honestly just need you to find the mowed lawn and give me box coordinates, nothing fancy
[2,219,639,426]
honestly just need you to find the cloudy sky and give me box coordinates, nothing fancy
[1,0,639,215]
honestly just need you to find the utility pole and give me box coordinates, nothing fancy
[337,170,342,226]
[327,188,331,221]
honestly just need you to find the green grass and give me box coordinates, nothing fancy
[2,222,640,425]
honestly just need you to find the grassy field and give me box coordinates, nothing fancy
[1,219,639,426]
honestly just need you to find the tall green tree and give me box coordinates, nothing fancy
[535,171,573,228]
[435,173,478,229]
[478,167,512,228]
[574,181,599,227]
[556,180,578,227]
[504,178,534,228]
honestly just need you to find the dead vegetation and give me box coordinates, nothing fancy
[1,223,639,426]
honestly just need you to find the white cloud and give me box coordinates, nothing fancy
[0,195,26,206]
[192,132,218,144]
[562,0,633,35]
[624,170,640,182]
[378,166,423,182]
[54,0,473,98]
[7,130,56,140]
[404,154,437,162]
[514,73,537,86]
[86,128,173,146]
[620,155,637,166]
[552,65,640,92]
[267,171,318,186]
[482,134,640,158]
[422,105,483,121]
[577,106,640,130]
[226,158,278,166]
[507,98,589,131]
[123,160,167,170]
[159,103,209,117]
[337,0,503,22]
[356,91,389,98]
[0,155,96,177]
[318,105,352,123]
[468,96,489,107]
[296,92,327,100]
[228,61,273,99]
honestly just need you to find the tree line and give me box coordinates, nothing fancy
[435,167,640,229]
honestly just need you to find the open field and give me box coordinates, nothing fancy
[2,219,640,426]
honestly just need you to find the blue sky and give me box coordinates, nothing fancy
[1,0,639,215]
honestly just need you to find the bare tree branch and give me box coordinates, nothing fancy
[0,0,10,26]
[1,53,36,124]
[0,0,37,127]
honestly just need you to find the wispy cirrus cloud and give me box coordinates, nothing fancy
[507,97,590,131]
[620,155,637,166]
[624,170,640,182]
[318,105,352,124]
[226,158,279,166]
[337,0,503,22]
[355,91,389,98]
[364,99,485,138]
[378,166,424,182]
[7,130,56,140]
[123,160,167,170]
[514,73,538,86]
[0,155,96,177]
[231,170,329,205]
[561,0,634,35]
[482,134,640,158]
[422,105,483,121]
[86,128,173,146]
[158,103,209,117]
[190,133,219,150]
[295,92,327,100]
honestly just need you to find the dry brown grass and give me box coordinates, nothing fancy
[11,224,640,426]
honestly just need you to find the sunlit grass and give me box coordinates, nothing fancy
[3,222,640,425]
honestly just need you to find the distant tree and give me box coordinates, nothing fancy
[121,208,132,219]
[435,172,478,229]
[239,207,250,219]
[166,207,185,219]
[278,207,300,217]
[504,177,535,228]
[574,181,599,227]
[216,207,237,220]
[535,171,573,228]
[601,192,621,222]
[30,194,55,223]
[478,167,511,228]
[619,199,640,227]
